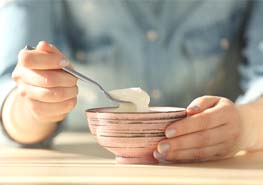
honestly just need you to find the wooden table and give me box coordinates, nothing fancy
[0,132,262,185]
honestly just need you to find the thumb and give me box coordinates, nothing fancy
[35,41,73,69]
[36,41,63,56]
[187,96,220,115]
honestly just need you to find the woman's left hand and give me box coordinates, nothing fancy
[154,96,242,162]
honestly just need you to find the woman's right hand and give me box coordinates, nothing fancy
[12,41,78,124]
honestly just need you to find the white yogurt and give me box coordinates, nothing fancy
[108,88,150,112]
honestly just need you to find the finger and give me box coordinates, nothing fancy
[43,114,67,123]
[13,67,77,88]
[154,140,234,162]
[18,49,69,70]
[25,97,77,120]
[165,101,231,138]
[186,96,220,115]
[17,82,78,103]
[159,124,231,153]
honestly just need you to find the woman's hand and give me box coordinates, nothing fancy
[2,41,78,144]
[12,41,78,124]
[154,96,242,162]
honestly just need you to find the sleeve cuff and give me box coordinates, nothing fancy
[236,78,263,104]
[0,77,63,148]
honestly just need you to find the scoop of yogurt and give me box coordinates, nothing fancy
[108,87,150,112]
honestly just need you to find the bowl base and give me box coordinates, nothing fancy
[116,156,158,164]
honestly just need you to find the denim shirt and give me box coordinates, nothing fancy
[0,0,263,147]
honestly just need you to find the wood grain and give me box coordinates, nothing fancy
[0,132,262,185]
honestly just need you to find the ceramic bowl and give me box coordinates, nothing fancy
[86,107,186,164]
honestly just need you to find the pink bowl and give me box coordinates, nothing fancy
[86,107,186,164]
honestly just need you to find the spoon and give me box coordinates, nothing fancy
[25,45,129,103]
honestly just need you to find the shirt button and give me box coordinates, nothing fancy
[150,89,162,100]
[146,30,158,42]
[76,50,86,62]
[220,38,230,50]
[84,2,94,13]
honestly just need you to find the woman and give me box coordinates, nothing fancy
[0,0,263,162]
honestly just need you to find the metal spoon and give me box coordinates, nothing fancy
[25,45,129,103]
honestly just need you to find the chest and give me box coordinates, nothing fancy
[63,0,247,106]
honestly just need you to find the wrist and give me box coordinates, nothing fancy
[236,98,263,151]
[2,89,58,144]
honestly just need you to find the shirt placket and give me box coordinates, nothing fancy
[125,1,164,104]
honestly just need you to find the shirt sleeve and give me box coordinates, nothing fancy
[236,0,263,104]
[0,0,69,148]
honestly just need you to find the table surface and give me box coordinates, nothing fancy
[0,132,262,185]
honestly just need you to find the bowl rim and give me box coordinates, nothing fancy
[85,106,186,114]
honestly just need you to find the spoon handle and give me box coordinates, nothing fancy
[62,66,119,102]
[24,45,126,103]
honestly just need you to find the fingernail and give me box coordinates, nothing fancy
[153,150,167,159]
[159,143,170,152]
[60,59,69,67]
[165,128,176,138]
[24,45,35,50]
[188,105,200,112]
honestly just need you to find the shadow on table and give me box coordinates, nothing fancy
[53,142,114,159]
[161,152,263,170]
[54,142,263,170]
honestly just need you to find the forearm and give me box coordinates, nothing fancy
[2,89,58,144]
[237,97,263,151]
[237,1,263,152]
